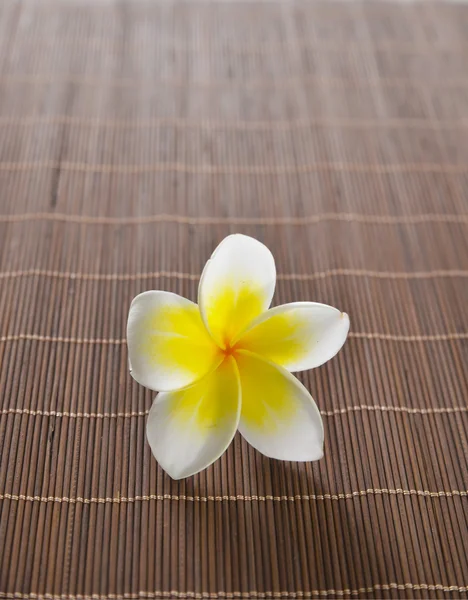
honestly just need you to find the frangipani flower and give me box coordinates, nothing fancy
[127,235,349,479]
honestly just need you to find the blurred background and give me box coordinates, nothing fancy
[0,0,467,598]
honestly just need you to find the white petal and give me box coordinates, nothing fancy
[198,234,276,348]
[237,302,349,372]
[146,357,241,479]
[127,291,221,392]
[236,350,323,461]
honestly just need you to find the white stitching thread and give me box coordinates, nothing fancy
[2,73,468,89]
[0,212,467,225]
[0,268,467,282]
[0,581,468,598]
[1,405,467,420]
[0,212,466,226]
[1,333,466,344]
[0,160,468,175]
[0,115,466,130]
[0,488,466,505]
[12,34,468,57]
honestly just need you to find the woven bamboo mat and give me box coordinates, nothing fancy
[0,0,468,598]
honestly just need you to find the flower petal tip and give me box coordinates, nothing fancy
[341,311,350,330]
[156,463,195,481]
[312,447,325,462]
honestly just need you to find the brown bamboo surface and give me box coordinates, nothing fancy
[0,0,468,598]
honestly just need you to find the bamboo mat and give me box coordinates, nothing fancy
[0,0,468,598]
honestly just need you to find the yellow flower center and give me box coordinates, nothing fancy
[222,341,237,357]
